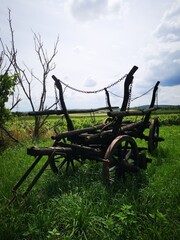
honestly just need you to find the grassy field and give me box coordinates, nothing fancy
[0,119,180,239]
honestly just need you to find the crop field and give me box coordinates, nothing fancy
[0,112,180,239]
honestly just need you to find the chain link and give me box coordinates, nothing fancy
[54,83,62,110]
[127,81,133,110]
[57,74,127,94]
[108,85,156,102]
[108,90,123,98]
[155,90,158,107]
[131,86,154,101]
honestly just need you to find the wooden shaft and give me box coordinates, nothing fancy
[120,120,144,132]
[52,75,74,131]
[22,154,53,198]
[27,142,102,159]
[120,66,138,111]
[12,155,42,192]
[149,81,160,109]
[104,88,112,112]
[144,81,160,123]
[28,106,119,116]
[113,65,138,135]
[108,107,158,117]
[51,123,104,140]
[27,146,72,156]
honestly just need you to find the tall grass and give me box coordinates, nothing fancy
[0,125,179,239]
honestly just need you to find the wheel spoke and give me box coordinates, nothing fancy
[65,159,70,172]
[54,156,63,163]
[71,159,75,172]
[109,156,118,168]
[58,158,68,170]
[117,144,122,157]
[123,141,129,153]
[109,166,116,172]
[122,141,129,159]
[125,149,132,161]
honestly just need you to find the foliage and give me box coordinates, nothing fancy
[158,113,180,126]
[0,125,179,239]
[0,73,17,124]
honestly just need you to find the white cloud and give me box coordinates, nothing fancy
[159,85,180,105]
[84,76,97,87]
[107,0,129,17]
[154,0,180,42]
[69,0,128,22]
[70,0,108,21]
[141,0,180,87]
[73,45,85,54]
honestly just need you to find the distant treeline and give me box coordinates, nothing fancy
[134,105,180,110]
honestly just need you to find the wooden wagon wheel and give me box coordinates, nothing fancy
[103,135,139,184]
[49,140,76,175]
[148,118,159,153]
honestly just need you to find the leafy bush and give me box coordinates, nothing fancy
[0,73,17,124]
[158,114,180,126]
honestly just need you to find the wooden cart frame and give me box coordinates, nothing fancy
[10,66,164,202]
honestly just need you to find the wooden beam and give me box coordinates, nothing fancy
[108,107,158,117]
[27,146,72,156]
[51,123,105,140]
[28,106,119,116]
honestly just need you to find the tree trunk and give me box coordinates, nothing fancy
[33,116,41,141]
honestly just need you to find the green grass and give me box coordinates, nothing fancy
[0,125,180,239]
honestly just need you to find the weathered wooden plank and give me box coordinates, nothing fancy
[144,81,160,123]
[27,142,102,157]
[120,65,138,112]
[112,65,138,135]
[120,120,145,131]
[28,106,119,116]
[51,123,105,140]
[52,75,74,131]
[27,146,72,156]
[104,88,112,112]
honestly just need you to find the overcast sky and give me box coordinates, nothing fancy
[1,0,180,111]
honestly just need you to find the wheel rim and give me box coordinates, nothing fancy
[103,117,112,124]
[148,118,159,153]
[103,135,139,184]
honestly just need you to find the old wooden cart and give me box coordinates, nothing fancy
[11,66,164,200]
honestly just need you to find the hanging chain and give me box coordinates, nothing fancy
[108,90,124,98]
[131,86,154,101]
[54,83,62,110]
[108,85,156,102]
[155,88,158,107]
[57,74,127,94]
[127,81,133,110]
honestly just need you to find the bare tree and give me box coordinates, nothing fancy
[3,9,59,140]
